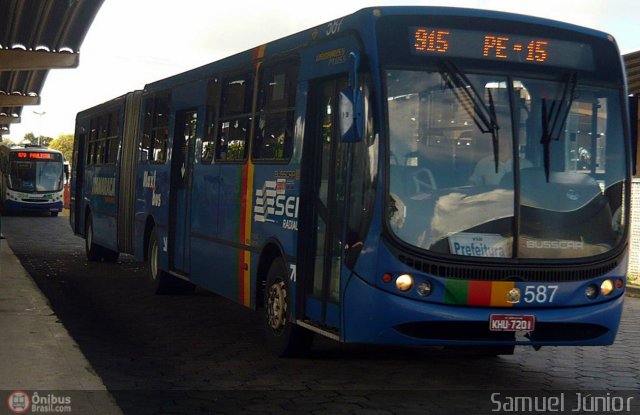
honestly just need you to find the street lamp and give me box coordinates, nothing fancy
[32,111,46,146]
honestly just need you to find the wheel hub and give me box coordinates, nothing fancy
[267,281,287,330]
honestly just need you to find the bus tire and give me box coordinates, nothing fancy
[477,345,515,356]
[50,211,59,217]
[264,258,313,357]
[102,249,119,263]
[85,214,103,262]
[447,345,515,357]
[147,229,194,295]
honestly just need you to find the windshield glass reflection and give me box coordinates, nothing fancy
[386,69,626,259]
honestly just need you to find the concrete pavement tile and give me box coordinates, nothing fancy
[0,240,122,414]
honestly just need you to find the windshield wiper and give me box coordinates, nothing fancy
[440,61,501,172]
[540,72,578,182]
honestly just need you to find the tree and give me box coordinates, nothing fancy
[22,132,53,147]
[23,132,36,144]
[0,139,13,147]
[48,134,74,162]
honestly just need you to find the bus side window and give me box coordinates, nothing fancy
[140,97,153,162]
[104,110,121,165]
[215,72,253,162]
[140,133,151,162]
[252,60,298,162]
[201,78,220,164]
[140,92,171,163]
[87,117,98,165]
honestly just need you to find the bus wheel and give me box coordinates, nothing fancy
[147,229,194,295]
[85,214,103,262]
[447,345,515,357]
[102,249,119,263]
[478,345,515,356]
[264,258,313,357]
[50,211,59,217]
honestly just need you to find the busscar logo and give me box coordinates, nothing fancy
[525,240,584,250]
[7,390,30,414]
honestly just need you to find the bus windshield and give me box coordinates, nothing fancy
[9,158,64,192]
[386,68,626,259]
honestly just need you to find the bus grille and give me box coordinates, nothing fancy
[394,321,609,342]
[22,198,51,203]
[396,253,620,282]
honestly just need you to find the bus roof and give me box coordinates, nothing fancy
[142,6,615,93]
[1,144,63,154]
[76,91,142,120]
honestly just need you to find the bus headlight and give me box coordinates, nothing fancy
[416,281,433,297]
[585,284,598,299]
[600,279,614,296]
[396,274,413,291]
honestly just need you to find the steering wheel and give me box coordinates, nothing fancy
[412,168,437,193]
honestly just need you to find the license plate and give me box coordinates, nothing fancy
[489,314,535,332]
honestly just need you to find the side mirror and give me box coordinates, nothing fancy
[339,50,364,143]
[339,88,364,143]
[630,96,638,177]
[64,163,70,182]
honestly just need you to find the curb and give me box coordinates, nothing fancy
[626,284,640,298]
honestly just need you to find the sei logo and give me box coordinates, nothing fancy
[254,179,299,231]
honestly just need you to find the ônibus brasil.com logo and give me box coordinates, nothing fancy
[7,390,72,414]
[7,390,30,414]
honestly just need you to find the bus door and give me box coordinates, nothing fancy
[71,132,86,234]
[299,76,350,330]
[168,109,197,273]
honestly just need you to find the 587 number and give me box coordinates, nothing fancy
[523,285,558,304]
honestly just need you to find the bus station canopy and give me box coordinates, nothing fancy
[0,0,104,139]
[625,50,640,96]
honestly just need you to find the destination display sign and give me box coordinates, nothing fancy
[410,27,594,70]
[12,152,61,161]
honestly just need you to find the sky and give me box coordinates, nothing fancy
[6,0,640,142]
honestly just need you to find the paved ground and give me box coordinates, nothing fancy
[1,214,639,414]
[0,226,122,414]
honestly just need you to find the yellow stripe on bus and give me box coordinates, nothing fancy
[490,281,515,307]
[243,161,255,307]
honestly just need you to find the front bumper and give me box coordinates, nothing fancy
[343,274,623,346]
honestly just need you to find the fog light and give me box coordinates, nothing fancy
[382,273,393,283]
[396,274,413,291]
[416,281,432,296]
[615,279,623,289]
[600,279,614,296]
[585,284,598,299]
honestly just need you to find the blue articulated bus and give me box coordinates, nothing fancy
[1,145,66,216]
[71,7,636,356]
